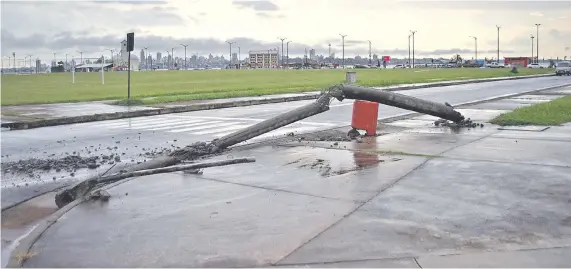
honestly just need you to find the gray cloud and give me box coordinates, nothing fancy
[402,1,571,11]
[232,0,279,11]
[0,1,184,38]
[94,0,168,5]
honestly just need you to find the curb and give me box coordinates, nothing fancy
[1,74,554,131]
[6,82,569,268]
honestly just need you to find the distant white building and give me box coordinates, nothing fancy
[116,40,140,71]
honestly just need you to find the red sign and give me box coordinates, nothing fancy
[383,56,391,62]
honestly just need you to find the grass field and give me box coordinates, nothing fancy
[0,68,553,106]
[490,95,571,126]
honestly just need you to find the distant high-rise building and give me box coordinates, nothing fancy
[232,52,238,63]
[373,54,379,61]
[140,49,145,65]
[147,55,153,67]
[208,54,213,60]
[309,49,316,61]
[156,52,162,63]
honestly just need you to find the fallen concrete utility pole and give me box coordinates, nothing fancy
[55,157,255,208]
[328,84,465,122]
[211,93,331,151]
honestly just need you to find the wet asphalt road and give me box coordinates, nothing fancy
[2,76,571,208]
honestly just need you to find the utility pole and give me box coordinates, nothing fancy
[340,34,347,69]
[77,51,83,64]
[408,34,411,67]
[226,41,235,68]
[171,47,175,69]
[26,54,32,74]
[535,23,541,64]
[65,54,68,71]
[279,37,287,68]
[328,44,331,63]
[180,44,188,70]
[237,46,241,69]
[470,36,478,62]
[143,47,148,70]
[531,35,535,62]
[410,30,417,68]
[368,40,372,66]
[286,41,292,67]
[53,53,56,65]
[496,25,501,64]
[165,50,170,69]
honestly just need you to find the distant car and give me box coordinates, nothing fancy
[555,61,571,76]
[393,64,406,69]
[528,63,543,69]
[486,62,505,68]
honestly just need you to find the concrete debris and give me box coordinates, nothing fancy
[89,189,111,202]
[434,118,484,128]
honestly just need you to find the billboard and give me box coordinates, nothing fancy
[383,56,391,62]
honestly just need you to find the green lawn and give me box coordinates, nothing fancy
[490,95,571,126]
[0,68,553,106]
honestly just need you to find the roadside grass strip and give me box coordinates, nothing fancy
[490,95,571,126]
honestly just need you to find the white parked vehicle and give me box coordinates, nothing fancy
[528,63,543,69]
[555,61,571,76]
[393,64,406,69]
[486,62,505,68]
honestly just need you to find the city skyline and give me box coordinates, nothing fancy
[1,0,570,63]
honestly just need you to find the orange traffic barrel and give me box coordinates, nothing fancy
[351,100,379,136]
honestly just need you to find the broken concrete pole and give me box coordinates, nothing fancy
[329,84,465,122]
[56,157,256,208]
[211,93,331,151]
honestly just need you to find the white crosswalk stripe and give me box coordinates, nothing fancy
[91,115,337,139]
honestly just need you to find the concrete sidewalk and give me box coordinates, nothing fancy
[6,87,571,268]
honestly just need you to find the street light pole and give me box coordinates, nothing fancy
[408,34,411,67]
[470,36,478,62]
[171,48,175,69]
[226,41,235,68]
[237,46,241,69]
[165,50,170,69]
[143,47,148,70]
[535,23,541,64]
[77,51,83,64]
[368,40,372,66]
[286,41,292,67]
[328,43,331,63]
[496,25,500,64]
[279,37,287,68]
[53,53,56,65]
[531,35,535,62]
[340,34,347,69]
[410,30,417,68]
[180,44,188,70]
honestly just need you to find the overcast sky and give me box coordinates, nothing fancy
[1,0,570,63]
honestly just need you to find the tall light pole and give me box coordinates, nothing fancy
[535,23,541,63]
[226,41,235,68]
[143,47,148,70]
[408,34,412,67]
[65,54,68,71]
[496,25,500,64]
[410,30,417,68]
[340,34,347,69]
[470,36,478,62]
[53,53,56,64]
[286,41,292,66]
[237,46,241,69]
[165,50,171,69]
[279,37,287,68]
[180,44,188,70]
[328,43,331,63]
[26,54,32,73]
[531,35,535,62]
[77,51,83,64]
[368,40,372,66]
[171,47,175,69]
